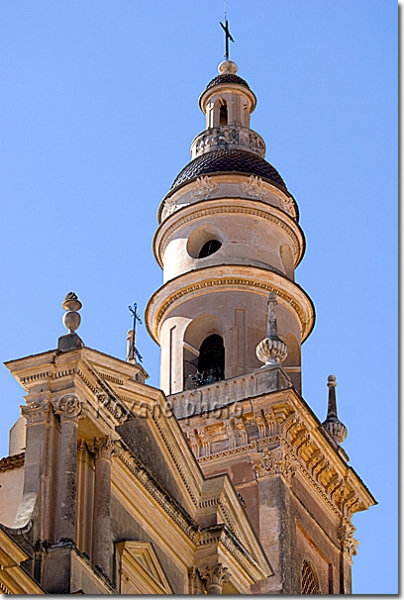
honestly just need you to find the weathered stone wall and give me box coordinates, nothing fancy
[110,497,186,594]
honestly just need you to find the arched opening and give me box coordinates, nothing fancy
[198,239,222,258]
[182,315,224,390]
[301,560,320,594]
[198,334,225,385]
[219,102,228,125]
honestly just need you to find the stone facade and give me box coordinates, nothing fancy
[0,58,375,594]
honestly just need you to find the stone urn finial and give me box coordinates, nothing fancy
[322,375,348,445]
[255,292,288,366]
[62,292,82,334]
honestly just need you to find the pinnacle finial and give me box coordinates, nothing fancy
[322,374,347,445]
[58,292,84,352]
[62,292,82,334]
[256,292,288,366]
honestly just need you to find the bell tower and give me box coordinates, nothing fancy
[145,59,376,594]
[146,59,313,396]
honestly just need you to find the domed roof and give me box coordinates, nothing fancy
[205,72,250,91]
[171,147,288,191]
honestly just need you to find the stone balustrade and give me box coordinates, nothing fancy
[170,365,291,420]
[190,126,266,159]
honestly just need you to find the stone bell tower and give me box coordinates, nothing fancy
[146,59,376,594]
[146,59,313,397]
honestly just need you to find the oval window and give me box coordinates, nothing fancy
[198,239,222,258]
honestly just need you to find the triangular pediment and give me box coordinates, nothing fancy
[116,540,173,594]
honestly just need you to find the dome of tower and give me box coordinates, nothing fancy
[171,147,288,191]
[205,72,250,91]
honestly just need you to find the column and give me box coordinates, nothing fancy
[91,435,115,580]
[51,393,84,542]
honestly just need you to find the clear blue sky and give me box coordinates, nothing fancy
[0,1,397,594]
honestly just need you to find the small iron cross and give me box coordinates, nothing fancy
[219,18,234,60]
[128,303,143,363]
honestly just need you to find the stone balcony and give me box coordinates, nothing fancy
[169,365,292,421]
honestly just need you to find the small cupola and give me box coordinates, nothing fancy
[199,60,257,129]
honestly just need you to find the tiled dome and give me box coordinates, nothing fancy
[171,147,287,190]
[205,73,250,91]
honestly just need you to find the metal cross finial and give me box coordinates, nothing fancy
[128,303,143,363]
[219,11,234,60]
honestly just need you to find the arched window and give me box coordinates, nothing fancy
[220,102,228,125]
[301,560,320,594]
[198,239,222,258]
[198,334,225,385]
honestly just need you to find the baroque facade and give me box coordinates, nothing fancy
[0,59,375,594]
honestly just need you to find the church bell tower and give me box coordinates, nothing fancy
[145,59,376,594]
[146,59,313,397]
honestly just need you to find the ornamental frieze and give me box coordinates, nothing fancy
[240,175,297,219]
[191,125,266,159]
[254,445,296,482]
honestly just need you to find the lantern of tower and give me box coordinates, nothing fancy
[145,60,315,395]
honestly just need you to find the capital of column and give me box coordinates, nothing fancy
[201,563,230,594]
[51,393,84,420]
[90,434,116,461]
[21,399,51,424]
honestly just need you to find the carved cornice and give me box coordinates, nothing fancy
[198,441,257,463]
[146,266,314,344]
[197,526,265,584]
[19,371,52,388]
[115,444,198,542]
[76,360,130,425]
[151,413,199,507]
[156,202,303,267]
[182,396,371,519]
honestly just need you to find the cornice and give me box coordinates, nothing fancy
[158,174,299,223]
[114,443,199,543]
[181,391,375,522]
[154,197,305,268]
[145,264,315,344]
